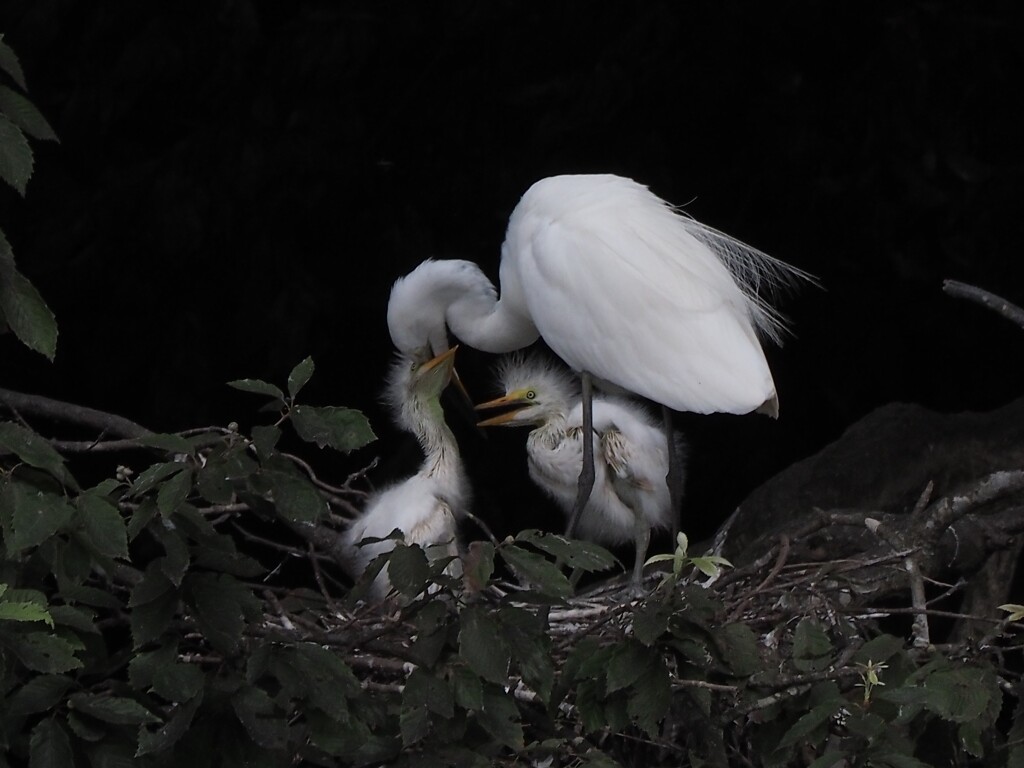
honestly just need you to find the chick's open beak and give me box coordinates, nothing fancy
[418,345,458,378]
[419,346,479,418]
[475,391,530,427]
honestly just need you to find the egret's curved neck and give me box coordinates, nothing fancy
[446,292,539,354]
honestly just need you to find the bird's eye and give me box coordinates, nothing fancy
[410,362,419,372]
[526,390,536,400]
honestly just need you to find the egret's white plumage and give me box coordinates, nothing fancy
[342,348,467,599]
[477,354,679,585]
[387,173,810,541]
[391,175,807,414]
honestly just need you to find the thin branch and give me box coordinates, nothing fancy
[0,387,153,439]
[943,280,1024,331]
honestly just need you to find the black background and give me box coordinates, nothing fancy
[2,2,1022,546]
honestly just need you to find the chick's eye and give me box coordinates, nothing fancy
[526,390,536,400]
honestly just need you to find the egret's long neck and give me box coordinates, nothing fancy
[446,284,539,353]
[403,397,462,483]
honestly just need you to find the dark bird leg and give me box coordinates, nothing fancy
[631,509,651,593]
[566,372,596,537]
[662,405,683,542]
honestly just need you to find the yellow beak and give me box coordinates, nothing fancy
[475,391,530,427]
[419,345,458,376]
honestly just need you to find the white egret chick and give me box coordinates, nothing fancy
[342,347,467,600]
[476,354,678,587]
[387,174,811,538]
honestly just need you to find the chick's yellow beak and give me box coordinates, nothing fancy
[475,390,531,427]
[419,345,458,377]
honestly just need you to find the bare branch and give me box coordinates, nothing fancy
[0,387,154,439]
[943,279,1024,331]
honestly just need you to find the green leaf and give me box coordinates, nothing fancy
[185,572,253,654]
[807,752,849,768]
[68,693,160,725]
[291,404,376,452]
[500,543,572,599]
[516,529,617,572]
[477,687,524,751]
[463,540,495,593]
[129,562,175,607]
[922,666,994,724]
[226,378,285,401]
[1007,695,1024,768]
[49,604,99,634]
[196,446,257,504]
[29,717,75,768]
[152,524,191,586]
[0,422,73,486]
[502,606,554,705]
[288,642,362,702]
[719,622,762,677]
[776,699,841,750]
[137,693,202,756]
[231,685,288,750]
[287,356,315,398]
[0,112,32,194]
[7,674,72,715]
[5,630,83,673]
[156,467,193,516]
[606,641,651,693]
[128,643,171,689]
[868,752,934,768]
[580,750,623,767]
[0,250,58,359]
[451,666,484,712]
[264,467,324,524]
[65,711,104,742]
[628,657,671,737]
[401,669,453,746]
[153,657,204,702]
[408,598,450,667]
[459,606,511,685]
[130,461,187,498]
[127,498,157,540]
[792,618,832,672]
[0,599,53,626]
[388,543,430,597]
[77,492,129,559]
[852,633,906,665]
[250,425,281,457]
[5,482,74,552]
[129,588,179,648]
[575,679,606,734]
[0,38,27,89]
[633,596,670,645]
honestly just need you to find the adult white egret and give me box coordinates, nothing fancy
[387,173,810,537]
[342,347,467,599]
[476,354,678,586]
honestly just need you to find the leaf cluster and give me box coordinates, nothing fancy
[3,353,1024,766]
[0,36,59,360]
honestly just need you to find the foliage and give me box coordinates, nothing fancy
[2,357,1024,766]
[0,34,58,360]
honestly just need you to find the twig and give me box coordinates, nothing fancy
[263,589,296,631]
[308,541,340,615]
[462,509,499,546]
[943,280,1024,331]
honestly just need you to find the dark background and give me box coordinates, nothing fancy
[2,2,1022,547]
